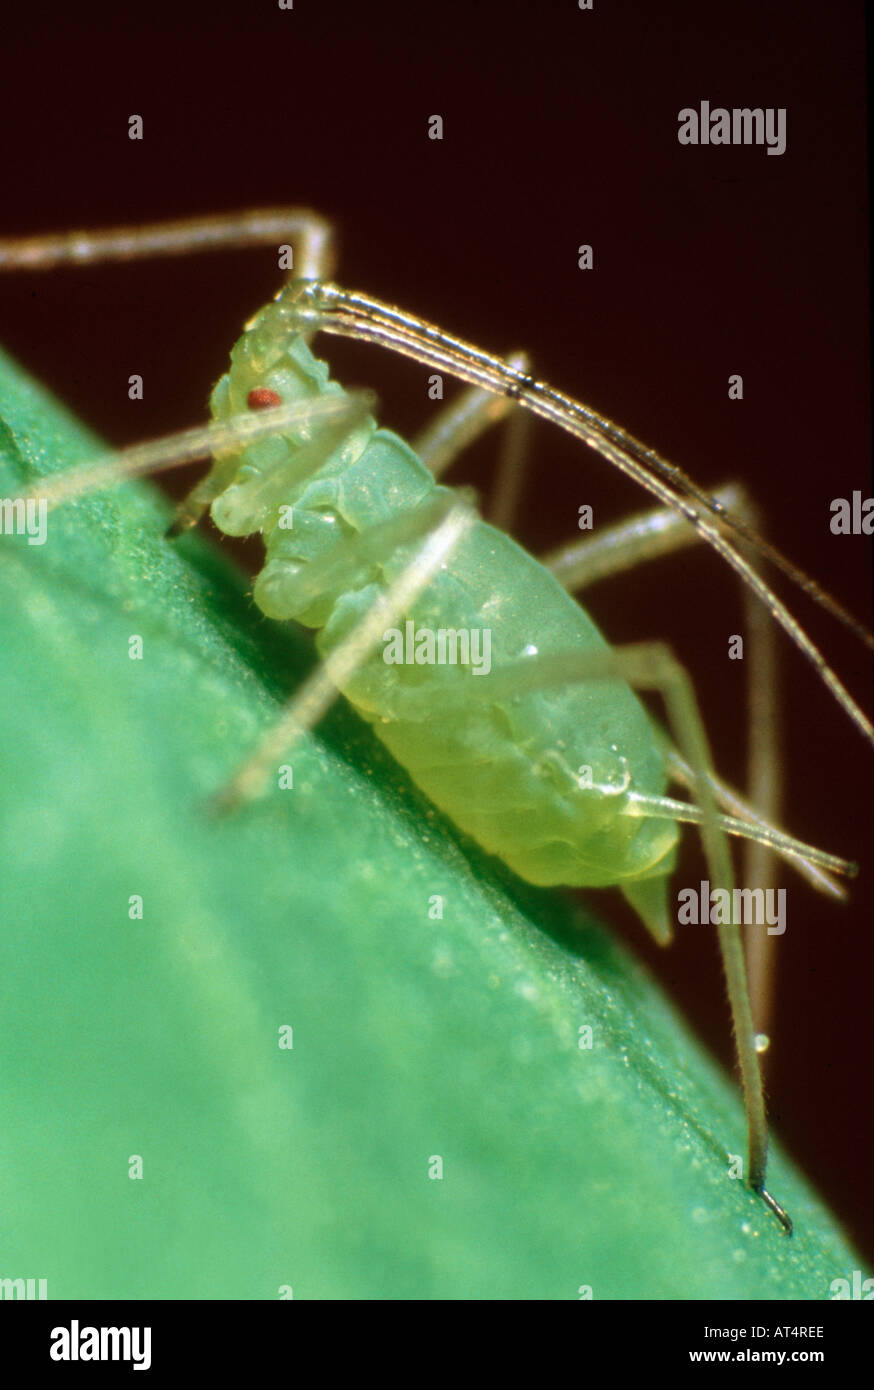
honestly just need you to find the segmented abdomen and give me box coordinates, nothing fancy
[323,515,676,888]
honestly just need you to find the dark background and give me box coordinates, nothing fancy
[1,1,871,1263]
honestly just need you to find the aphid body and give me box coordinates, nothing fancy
[199,286,677,937]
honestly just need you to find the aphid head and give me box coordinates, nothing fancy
[204,300,373,538]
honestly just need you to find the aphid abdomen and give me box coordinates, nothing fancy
[320,520,678,894]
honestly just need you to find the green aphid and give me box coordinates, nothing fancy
[3,209,868,1236]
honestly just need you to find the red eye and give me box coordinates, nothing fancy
[247,387,282,410]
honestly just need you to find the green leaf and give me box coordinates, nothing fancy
[0,345,865,1299]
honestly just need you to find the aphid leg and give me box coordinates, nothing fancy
[737,510,781,1045]
[543,485,784,1039]
[0,212,340,537]
[19,395,374,512]
[604,641,789,1229]
[412,354,526,476]
[431,641,791,1230]
[543,486,746,591]
[488,385,534,534]
[208,496,475,815]
[411,355,534,529]
[0,208,337,282]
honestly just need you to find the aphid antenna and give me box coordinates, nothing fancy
[298,282,873,747]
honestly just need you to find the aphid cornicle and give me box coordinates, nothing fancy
[1,209,868,1238]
